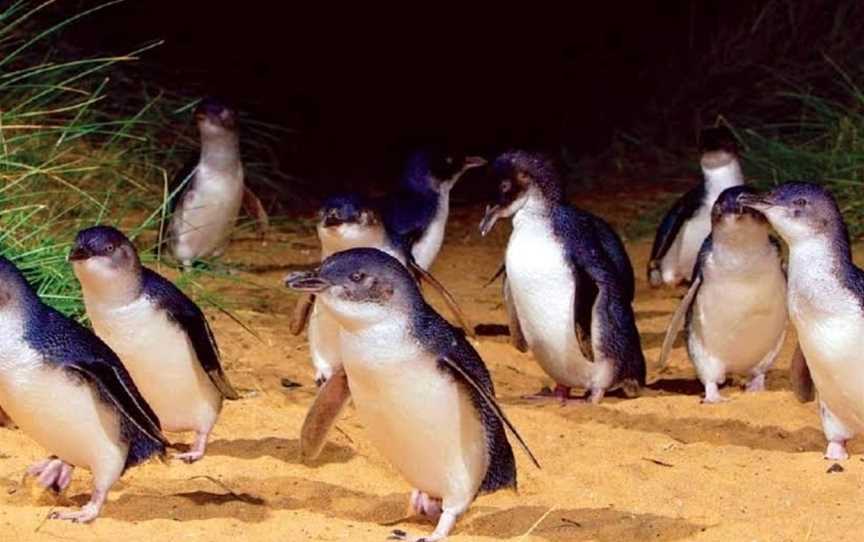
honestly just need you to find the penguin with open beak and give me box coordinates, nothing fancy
[479,151,645,404]
[380,148,487,270]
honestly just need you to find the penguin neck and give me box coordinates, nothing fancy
[79,267,143,309]
[199,132,241,173]
[511,189,553,230]
[318,223,388,259]
[702,159,743,197]
[711,223,774,267]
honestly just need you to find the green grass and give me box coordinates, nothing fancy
[728,60,864,235]
[0,1,286,320]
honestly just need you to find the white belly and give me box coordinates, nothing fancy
[794,310,864,433]
[340,322,487,501]
[0,343,127,473]
[412,197,448,270]
[87,298,221,434]
[172,167,244,262]
[691,263,787,374]
[506,214,592,387]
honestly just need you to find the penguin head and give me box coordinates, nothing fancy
[318,194,380,229]
[285,248,420,329]
[195,96,237,134]
[317,195,386,254]
[710,186,769,242]
[402,148,487,193]
[738,182,846,245]
[479,150,562,236]
[700,126,739,155]
[70,226,141,299]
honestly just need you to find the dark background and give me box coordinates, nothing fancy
[59,1,736,192]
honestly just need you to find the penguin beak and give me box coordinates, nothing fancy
[479,204,501,237]
[284,271,331,293]
[68,245,91,262]
[737,192,773,212]
[464,156,488,170]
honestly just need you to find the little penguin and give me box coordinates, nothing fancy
[479,151,645,404]
[658,186,788,403]
[0,256,167,522]
[166,97,268,268]
[293,194,473,385]
[70,226,239,462]
[286,248,539,542]
[739,182,864,460]
[647,127,745,287]
[380,149,487,270]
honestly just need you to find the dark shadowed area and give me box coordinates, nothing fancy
[57,0,736,195]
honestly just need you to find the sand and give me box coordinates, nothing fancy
[1,187,862,542]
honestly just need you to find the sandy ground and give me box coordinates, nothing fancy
[1,184,863,542]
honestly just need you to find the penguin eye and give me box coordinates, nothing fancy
[500,179,513,192]
[349,271,365,283]
[105,244,115,253]
[793,198,807,207]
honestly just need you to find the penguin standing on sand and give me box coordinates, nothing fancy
[479,151,645,403]
[166,97,268,268]
[0,256,166,522]
[293,194,473,385]
[658,186,788,403]
[380,149,487,270]
[740,182,864,460]
[70,226,239,463]
[286,248,538,542]
[647,128,744,287]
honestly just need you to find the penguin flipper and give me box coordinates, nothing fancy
[573,267,599,361]
[242,186,270,234]
[503,274,528,352]
[300,367,350,462]
[658,275,702,370]
[437,354,540,470]
[290,293,315,335]
[32,308,168,448]
[65,361,169,448]
[790,343,815,403]
[141,269,240,400]
[409,259,475,338]
[648,186,704,284]
[485,263,506,287]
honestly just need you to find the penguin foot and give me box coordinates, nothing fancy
[410,489,442,518]
[173,431,209,463]
[522,385,597,406]
[387,529,435,542]
[701,383,728,404]
[825,441,849,461]
[745,374,766,392]
[48,488,106,523]
[28,458,74,493]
